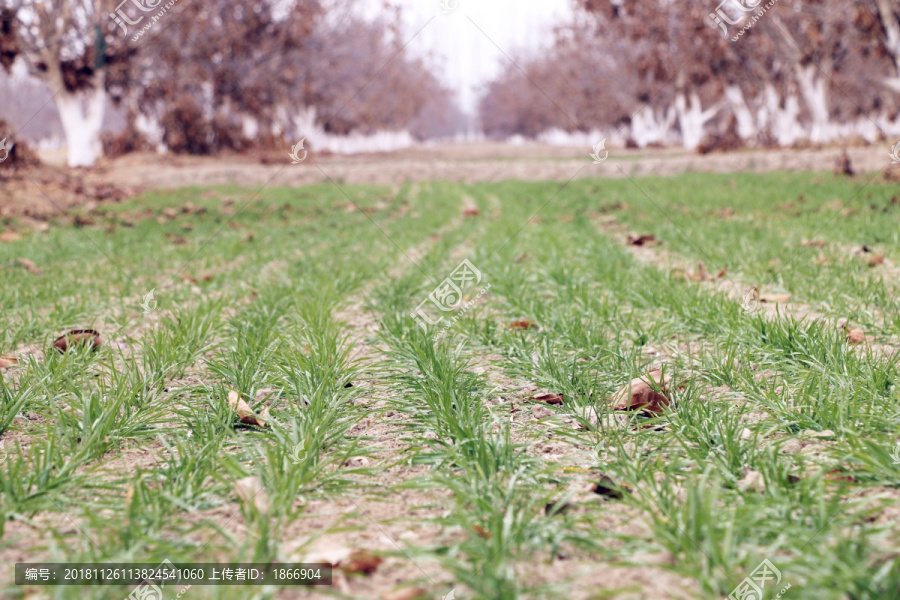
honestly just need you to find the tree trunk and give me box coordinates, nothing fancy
[674,91,722,150]
[724,85,756,139]
[795,64,830,142]
[53,72,107,167]
[630,105,676,147]
[876,0,900,81]
[760,83,802,146]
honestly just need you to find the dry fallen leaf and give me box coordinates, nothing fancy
[611,370,671,413]
[473,524,492,539]
[340,550,383,575]
[53,329,102,353]
[545,500,575,515]
[0,231,21,242]
[867,254,886,267]
[531,393,564,406]
[463,208,480,217]
[626,233,657,247]
[509,320,535,330]
[234,476,270,514]
[0,356,18,369]
[591,474,626,499]
[846,328,866,345]
[716,267,728,279]
[802,239,827,248]
[16,258,41,274]
[228,390,268,427]
[825,469,857,483]
[687,261,710,282]
[696,261,708,281]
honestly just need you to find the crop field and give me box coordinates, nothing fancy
[2,170,900,600]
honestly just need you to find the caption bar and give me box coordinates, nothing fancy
[15,563,332,586]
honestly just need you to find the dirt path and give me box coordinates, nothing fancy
[2,142,891,219]
[104,143,891,189]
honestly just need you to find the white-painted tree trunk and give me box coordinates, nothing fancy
[291,106,318,140]
[241,115,259,139]
[674,91,723,150]
[875,0,900,89]
[55,82,106,167]
[795,64,831,142]
[724,85,756,139]
[135,113,166,153]
[759,83,803,146]
[630,105,676,147]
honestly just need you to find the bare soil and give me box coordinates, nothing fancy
[0,142,892,220]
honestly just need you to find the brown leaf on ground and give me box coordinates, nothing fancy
[531,393,564,406]
[688,261,709,282]
[0,231,21,242]
[545,500,575,515]
[234,476,270,514]
[463,208,480,217]
[592,474,627,499]
[16,258,41,273]
[626,233,658,247]
[611,370,671,413]
[383,587,429,600]
[866,254,886,267]
[509,319,535,330]
[825,469,857,483]
[0,356,18,369]
[716,267,728,279]
[473,524,492,539]
[801,239,827,248]
[834,150,854,176]
[340,550,383,575]
[514,253,529,262]
[759,293,792,304]
[228,390,268,427]
[53,329,102,353]
[846,328,866,345]
[718,207,735,218]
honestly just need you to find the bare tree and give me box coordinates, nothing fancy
[0,0,135,166]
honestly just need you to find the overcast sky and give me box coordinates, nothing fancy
[381,0,573,114]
